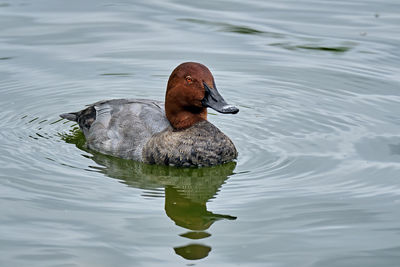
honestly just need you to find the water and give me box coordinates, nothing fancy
[1,0,400,266]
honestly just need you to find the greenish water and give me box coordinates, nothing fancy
[1,0,400,266]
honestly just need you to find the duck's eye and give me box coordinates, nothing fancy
[185,76,193,84]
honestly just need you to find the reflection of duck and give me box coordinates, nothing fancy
[165,186,236,231]
[164,185,236,261]
[61,129,237,260]
[60,62,239,167]
[174,244,212,261]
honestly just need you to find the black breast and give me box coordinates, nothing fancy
[142,120,238,167]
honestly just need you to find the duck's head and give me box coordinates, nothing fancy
[165,62,239,129]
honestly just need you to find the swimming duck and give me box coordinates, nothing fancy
[60,62,239,167]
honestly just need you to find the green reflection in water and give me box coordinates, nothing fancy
[60,127,237,260]
[179,18,353,53]
[222,25,264,35]
[174,244,211,261]
[178,18,284,38]
[295,45,351,52]
[269,42,352,53]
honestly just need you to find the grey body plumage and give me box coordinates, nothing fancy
[61,99,170,161]
[60,99,237,166]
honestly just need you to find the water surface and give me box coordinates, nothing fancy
[1,0,400,266]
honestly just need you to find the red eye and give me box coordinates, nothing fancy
[185,76,193,83]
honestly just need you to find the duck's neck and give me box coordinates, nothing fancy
[166,107,207,130]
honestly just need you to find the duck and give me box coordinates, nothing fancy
[60,62,239,167]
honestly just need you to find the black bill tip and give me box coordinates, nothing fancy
[202,82,239,114]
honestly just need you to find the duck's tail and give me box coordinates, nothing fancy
[59,106,96,135]
[60,112,78,122]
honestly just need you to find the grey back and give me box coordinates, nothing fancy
[86,99,170,161]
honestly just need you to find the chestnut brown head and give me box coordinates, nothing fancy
[165,62,238,129]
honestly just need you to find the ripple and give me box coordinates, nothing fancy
[178,18,284,37]
[270,42,352,53]
[99,73,133,76]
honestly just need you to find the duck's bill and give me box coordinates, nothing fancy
[202,82,239,114]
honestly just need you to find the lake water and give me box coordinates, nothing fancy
[1,0,400,266]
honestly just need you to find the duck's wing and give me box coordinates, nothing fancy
[61,99,170,161]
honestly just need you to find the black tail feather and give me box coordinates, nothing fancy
[60,106,96,133]
[60,112,78,121]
